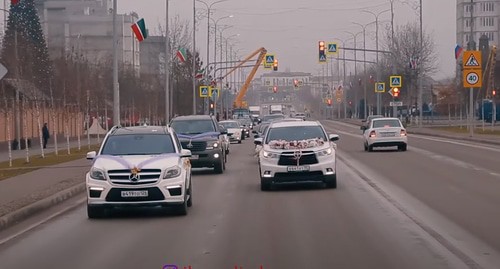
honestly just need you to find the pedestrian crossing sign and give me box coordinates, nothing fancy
[199,86,209,97]
[319,53,327,63]
[327,43,338,55]
[389,76,402,88]
[375,82,385,93]
[210,87,219,98]
[264,54,274,68]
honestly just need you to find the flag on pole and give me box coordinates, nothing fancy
[455,44,464,60]
[11,0,20,5]
[195,68,205,79]
[131,18,147,42]
[176,48,187,63]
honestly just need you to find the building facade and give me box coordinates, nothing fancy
[35,0,140,73]
[457,0,500,48]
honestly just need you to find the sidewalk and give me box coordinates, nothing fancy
[0,136,102,163]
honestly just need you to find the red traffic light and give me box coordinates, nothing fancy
[273,59,278,71]
[273,86,278,93]
[327,98,332,105]
[392,88,400,98]
[493,90,497,96]
[319,41,325,51]
[294,79,299,87]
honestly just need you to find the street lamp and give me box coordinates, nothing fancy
[222,33,239,118]
[213,15,233,71]
[353,21,370,119]
[195,0,228,80]
[344,30,363,118]
[362,9,391,115]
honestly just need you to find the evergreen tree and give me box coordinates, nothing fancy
[0,0,52,94]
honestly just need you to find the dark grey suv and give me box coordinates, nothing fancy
[170,115,227,173]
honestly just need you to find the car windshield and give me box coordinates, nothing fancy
[170,120,216,134]
[101,134,175,155]
[262,114,285,122]
[265,126,327,143]
[372,119,401,128]
[220,121,240,128]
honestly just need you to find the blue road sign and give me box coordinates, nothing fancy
[265,54,274,64]
[210,87,219,98]
[199,86,209,97]
[375,82,385,93]
[389,76,402,88]
[327,43,338,54]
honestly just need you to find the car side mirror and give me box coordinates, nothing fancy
[329,134,340,142]
[86,151,97,160]
[220,130,228,135]
[180,149,192,158]
[254,138,263,145]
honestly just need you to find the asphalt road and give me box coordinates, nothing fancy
[1,122,499,269]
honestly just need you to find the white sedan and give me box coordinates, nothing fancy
[219,120,243,144]
[361,117,407,152]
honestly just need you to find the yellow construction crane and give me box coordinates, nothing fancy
[220,47,267,109]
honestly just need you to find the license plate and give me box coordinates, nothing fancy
[381,132,396,137]
[121,190,148,197]
[287,166,310,172]
[190,155,199,160]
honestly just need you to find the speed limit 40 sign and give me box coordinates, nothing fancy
[463,70,482,88]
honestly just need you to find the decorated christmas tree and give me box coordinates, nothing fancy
[0,0,52,93]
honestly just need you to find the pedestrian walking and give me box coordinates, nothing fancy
[42,123,50,149]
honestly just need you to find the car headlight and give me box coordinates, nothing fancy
[317,148,333,156]
[163,166,182,179]
[262,150,280,158]
[89,167,106,180]
[206,141,219,149]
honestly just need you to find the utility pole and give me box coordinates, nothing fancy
[165,0,170,123]
[418,0,423,127]
[468,0,476,136]
[112,0,120,126]
[192,0,197,114]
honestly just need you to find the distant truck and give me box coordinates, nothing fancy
[270,105,283,114]
[249,105,260,117]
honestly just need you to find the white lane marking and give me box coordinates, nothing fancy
[0,197,86,246]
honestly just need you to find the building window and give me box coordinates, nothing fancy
[465,19,470,28]
[465,4,470,13]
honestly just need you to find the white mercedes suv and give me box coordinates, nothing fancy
[85,125,193,218]
[254,121,340,190]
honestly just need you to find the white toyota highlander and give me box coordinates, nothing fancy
[254,121,340,190]
[85,125,193,218]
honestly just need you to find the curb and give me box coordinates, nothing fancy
[0,182,85,231]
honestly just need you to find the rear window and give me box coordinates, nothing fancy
[170,119,216,134]
[372,119,401,128]
[220,121,240,128]
[101,134,175,155]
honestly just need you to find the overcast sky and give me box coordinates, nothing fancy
[119,0,456,80]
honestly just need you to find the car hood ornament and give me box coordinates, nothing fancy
[129,167,141,181]
[293,150,302,166]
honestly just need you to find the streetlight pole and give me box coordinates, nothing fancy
[165,0,170,123]
[363,9,391,116]
[192,0,197,114]
[112,0,120,126]
[353,22,369,119]
[345,31,362,118]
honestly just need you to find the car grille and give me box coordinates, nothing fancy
[181,141,207,151]
[107,169,161,185]
[274,171,324,182]
[278,151,318,166]
[105,187,165,202]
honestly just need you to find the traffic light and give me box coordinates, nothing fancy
[493,90,497,97]
[273,86,278,93]
[273,59,278,71]
[393,88,400,98]
[294,79,299,88]
[327,98,332,106]
[319,41,326,62]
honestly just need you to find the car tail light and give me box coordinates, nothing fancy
[400,129,407,136]
[369,131,376,138]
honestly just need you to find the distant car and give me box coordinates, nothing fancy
[261,114,285,123]
[361,115,384,133]
[255,120,340,190]
[170,115,227,173]
[218,124,231,155]
[293,113,306,120]
[238,118,253,137]
[85,125,193,218]
[220,120,243,144]
[361,117,407,152]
